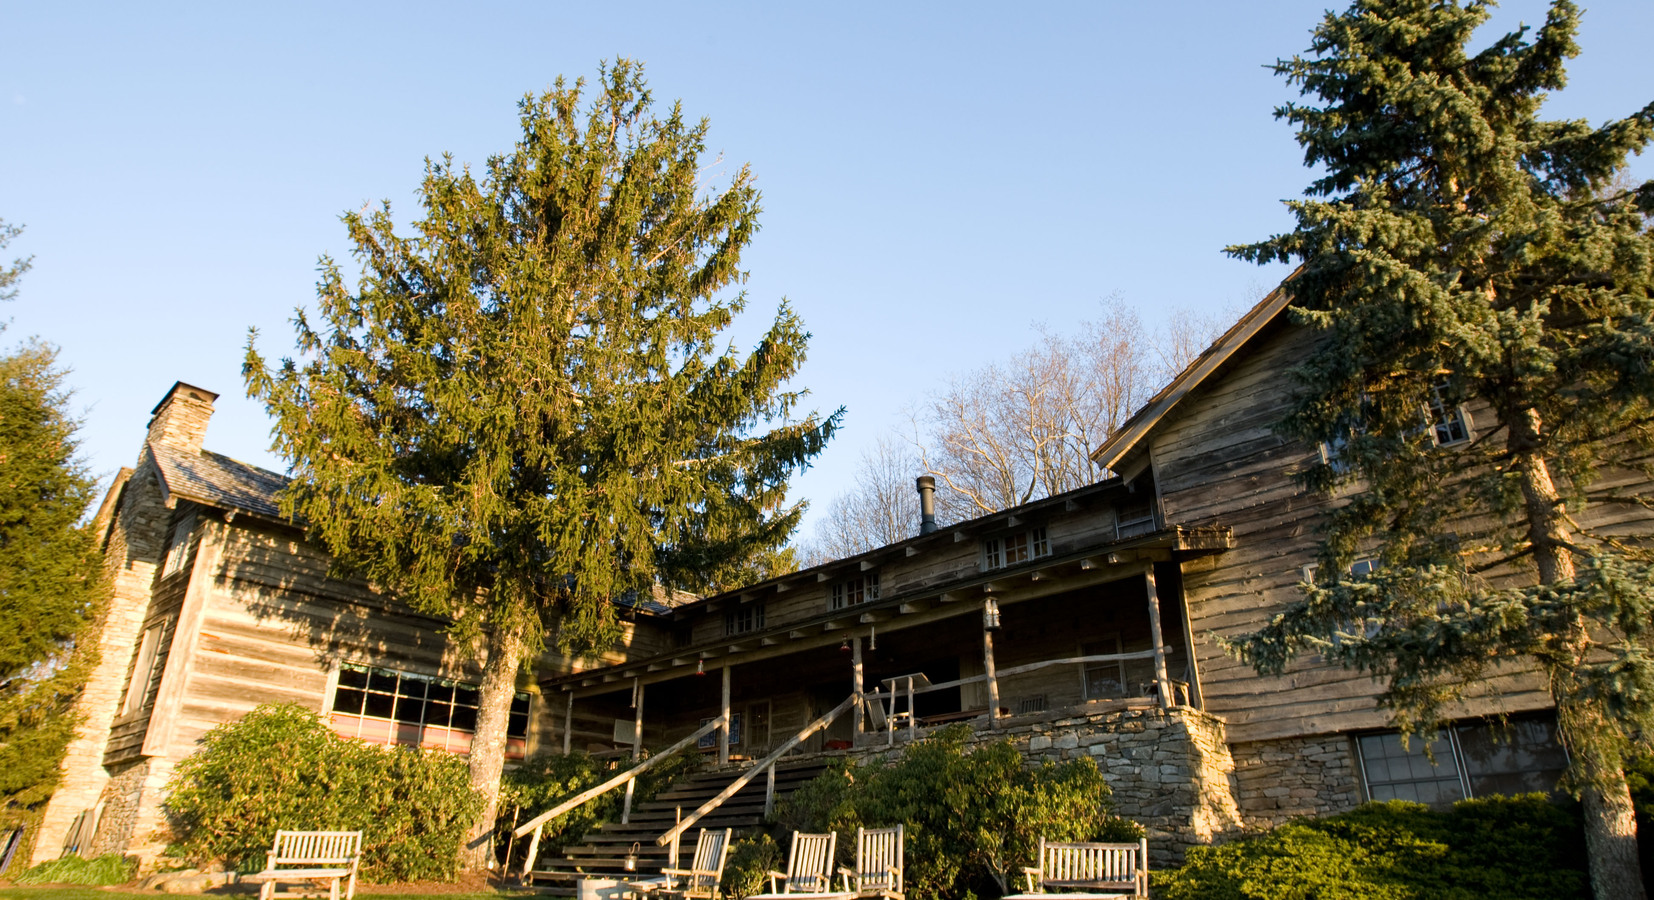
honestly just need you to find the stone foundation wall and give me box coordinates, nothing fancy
[1229,734,1363,828]
[848,706,1244,866]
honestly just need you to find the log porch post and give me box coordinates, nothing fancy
[562,692,574,755]
[983,600,1001,730]
[1144,564,1173,708]
[719,664,732,764]
[852,636,865,745]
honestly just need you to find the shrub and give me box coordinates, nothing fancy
[721,833,783,900]
[775,725,1135,900]
[164,703,481,883]
[497,747,701,871]
[1156,796,1589,900]
[13,854,136,886]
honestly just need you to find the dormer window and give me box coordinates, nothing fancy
[1114,498,1156,539]
[830,572,880,611]
[983,527,1049,570]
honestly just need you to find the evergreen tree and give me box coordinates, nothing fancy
[0,223,104,847]
[1224,3,1654,897]
[244,61,840,867]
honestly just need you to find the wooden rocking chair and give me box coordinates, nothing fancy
[837,826,904,900]
[631,828,732,900]
[748,831,846,899]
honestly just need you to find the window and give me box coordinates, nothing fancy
[725,603,765,636]
[1424,380,1471,446]
[830,572,881,611]
[1302,556,1379,585]
[329,663,531,759]
[161,513,196,577]
[983,527,1050,570]
[1355,714,1567,806]
[119,620,166,717]
[1115,498,1156,539]
[1082,636,1126,701]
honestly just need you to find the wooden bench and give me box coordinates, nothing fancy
[1002,838,1148,899]
[242,830,363,900]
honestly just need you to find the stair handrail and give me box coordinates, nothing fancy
[656,693,858,848]
[517,714,727,880]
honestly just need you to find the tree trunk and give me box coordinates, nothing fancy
[1581,769,1647,900]
[463,624,527,872]
[1512,408,1646,899]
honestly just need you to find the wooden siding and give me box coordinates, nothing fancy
[1150,320,1555,744]
[129,517,658,766]
[103,506,203,765]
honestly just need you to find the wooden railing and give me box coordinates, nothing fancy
[656,693,859,849]
[514,715,727,881]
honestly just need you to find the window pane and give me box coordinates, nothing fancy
[424,702,452,727]
[394,695,426,724]
[511,693,531,715]
[338,666,369,689]
[508,713,529,738]
[1359,731,1464,806]
[332,688,365,715]
[454,685,480,708]
[363,691,395,719]
[427,681,454,703]
[1458,716,1567,797]
[451,705,478,732]
[367,669,399,693]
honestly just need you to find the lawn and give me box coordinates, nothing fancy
[0,890,519,900]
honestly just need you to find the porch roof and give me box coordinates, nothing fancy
[541,521,1232,695]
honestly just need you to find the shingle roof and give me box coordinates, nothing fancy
[149,442,290,520]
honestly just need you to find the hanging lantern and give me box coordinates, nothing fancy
[696,657,705,676]
[984,597,1002,632]
[869,625,877,651]
[625,842,641,872]
[839,638,851,653]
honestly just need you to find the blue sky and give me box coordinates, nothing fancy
[3,1,1651,538]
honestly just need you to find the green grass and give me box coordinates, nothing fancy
[0,890,520,900]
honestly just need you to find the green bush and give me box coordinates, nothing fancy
[164,703,482,883]
[497,747,701,871]
[775,725,1137,900]
[721,833,783,900]
[1156,796,1589,900]
[13,854,136,886]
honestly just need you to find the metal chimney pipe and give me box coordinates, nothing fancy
[916,475,938,535]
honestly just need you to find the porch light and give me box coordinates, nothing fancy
[696,658,705,676]
[984,597,1002,632]
[840,638,851,653]
[869,626,877,651]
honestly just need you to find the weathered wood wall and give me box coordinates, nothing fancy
[1149,319,1560,744]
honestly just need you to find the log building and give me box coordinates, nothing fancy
[36,280,1617,868]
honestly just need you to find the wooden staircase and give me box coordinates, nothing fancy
[523,758,832,895]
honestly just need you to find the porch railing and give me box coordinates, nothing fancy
[655,692,859,849]
[513,714,727,881]
[862,648,1172,744]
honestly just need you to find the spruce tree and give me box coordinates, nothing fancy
[244,61,840,867]
[1225,3,1654,897]
[0,222,104,849]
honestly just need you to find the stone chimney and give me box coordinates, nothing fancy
[146,382,218,454]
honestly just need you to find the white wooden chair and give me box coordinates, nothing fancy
[747,831,845,899]
[1002,838,1148,899]
[242,830,363,900]
[836,826,903,900]
[631,827,732,900]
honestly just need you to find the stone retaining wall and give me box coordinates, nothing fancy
[1229,734,1362,828]
[846,705,1245,866]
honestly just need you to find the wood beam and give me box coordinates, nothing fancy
[1143,564,1173,709]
